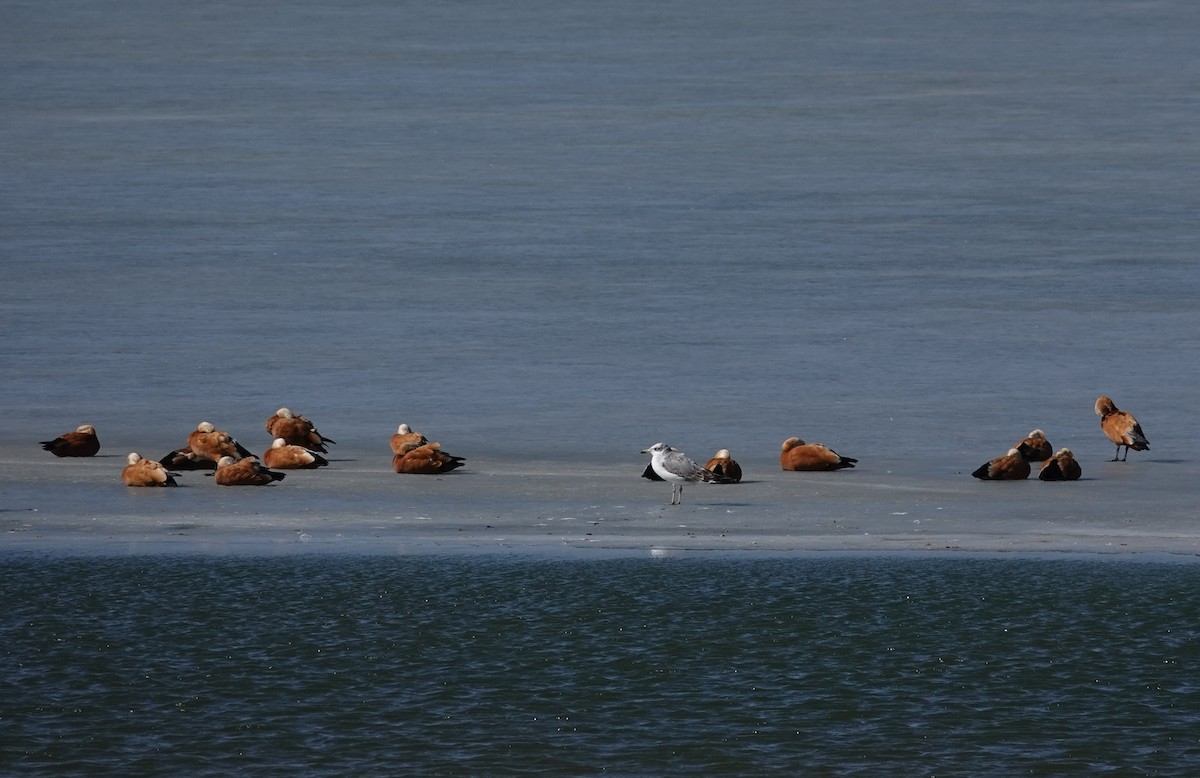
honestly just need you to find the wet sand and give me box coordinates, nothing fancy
[4,443,1195,559]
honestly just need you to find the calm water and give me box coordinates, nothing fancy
[2,0,1198,463]
[3,554,1199,775]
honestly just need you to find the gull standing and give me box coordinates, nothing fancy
[641,442,721,505]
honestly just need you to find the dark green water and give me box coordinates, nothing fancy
[3,554,1198,775]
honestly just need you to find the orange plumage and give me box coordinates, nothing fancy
[971,448,1031,480]
[1038,448,1082,481]
[121,453,179,487]
[187,422,253,464]
[40,424,100,457]
[1015,429,1052,462]
[780,437,857,471]
[704,449,742,483]
[214,456,286,486]
[391,441,465,474]
[1095,396,1149,461]
[262,438,328,469]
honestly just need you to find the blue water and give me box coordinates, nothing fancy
[2,0,1198,463]
[4,2,1200,773]
[3,554,1199,774]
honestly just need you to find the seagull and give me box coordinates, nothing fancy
[641,442,722,505]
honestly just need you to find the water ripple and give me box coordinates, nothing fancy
[3,555,1200,774]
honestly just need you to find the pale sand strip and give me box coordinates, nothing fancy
[3,446,1197,559]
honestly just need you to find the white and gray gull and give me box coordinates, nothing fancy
[640,442,725,505]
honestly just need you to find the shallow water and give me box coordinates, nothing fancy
[2,0,1198,466]
[4,554,1200,775]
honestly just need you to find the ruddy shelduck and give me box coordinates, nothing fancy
[1095,396,1149,461]
[1015,429,1052,462]
[187,422,253,464]
[214,456,286,486]
[159,447,217,471]
[122,452,179,487]
[391,441,465,474]
[266,408,335,453]
[390,423,429,455]
[40,424,100,457]
[971,448,1031,480]
[780,437,858,471]
[704,449,743,483]
[1038,448,1082,481]
[263,438,328,469]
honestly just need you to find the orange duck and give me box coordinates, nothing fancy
[40,424,100,457]
[780,437,857,471]
[1095,396,1149,461]
[971,448,1030,480]
[121,453,179,487]
[392,441,465,474]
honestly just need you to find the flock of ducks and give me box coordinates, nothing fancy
[638,395,1149,503]
[967,395,1150,483]
[37,409,465,487]
[37,396,1150,504]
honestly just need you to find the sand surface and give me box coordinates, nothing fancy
[4,443,1194,559]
